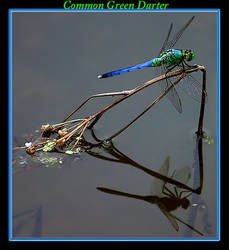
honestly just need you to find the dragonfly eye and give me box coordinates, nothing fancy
[185,49,195,61]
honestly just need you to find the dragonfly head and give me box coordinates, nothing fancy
[183,49,195,62]
[181,197,190,209]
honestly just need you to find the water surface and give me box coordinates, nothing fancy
[11,11,218,240]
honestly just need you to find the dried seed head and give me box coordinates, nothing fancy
[56,138,66,147]
[26,146,36,155]
[41,124,53,138]
[58,128,68,137]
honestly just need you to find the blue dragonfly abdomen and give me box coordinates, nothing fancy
[97,49,188,79]
[97,58,156,79]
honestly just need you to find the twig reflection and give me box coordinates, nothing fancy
[85,128,203,194]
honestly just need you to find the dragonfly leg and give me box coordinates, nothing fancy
[162,183,171,197]
[183,61,193,68]
[165,63,180,74]
[179,190,192,199]
[174,186,179,197]
[162,184,176,197]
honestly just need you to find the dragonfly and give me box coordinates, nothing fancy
[97,156,203,236]
[98,16,203,113]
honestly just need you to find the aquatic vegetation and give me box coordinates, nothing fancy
[202,132,214,145]
[26,118,90,155]
[42,141,57,152]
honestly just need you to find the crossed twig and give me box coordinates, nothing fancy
[26,64,206,155]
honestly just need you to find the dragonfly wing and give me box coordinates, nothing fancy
[156,64,182,113]
[158,203,179,231]
[160,76,183,113]
[151,156,170,196]
[173,165,191,185]
[160,201,204,235]
[159,156,170,176]
[163,16,195,51]
[158,23,173,57]
[177,74,204,103]
[172,165,192,196]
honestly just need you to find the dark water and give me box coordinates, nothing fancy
[10,11,218,240]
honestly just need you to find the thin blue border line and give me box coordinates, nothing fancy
[10,236,219,241]
[8,9,13,241]
[8,9,220,242]
[10,239,218,242]
[217,10,221,241]
[9,8,220,13]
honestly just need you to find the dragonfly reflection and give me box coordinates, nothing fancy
[97,156,203,236]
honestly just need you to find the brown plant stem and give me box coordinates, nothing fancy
[196,67,207,136]
[62,65,204,127]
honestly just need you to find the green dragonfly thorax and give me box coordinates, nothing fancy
[152,48,195,67]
